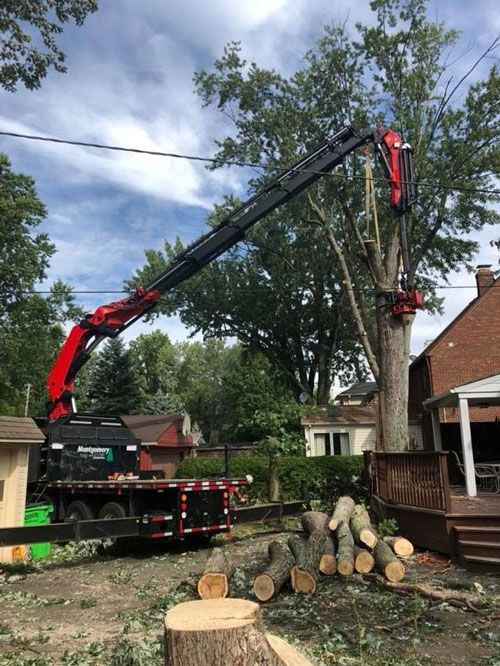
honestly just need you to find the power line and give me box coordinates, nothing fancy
[1,129,499,197]
[27,284,500,295]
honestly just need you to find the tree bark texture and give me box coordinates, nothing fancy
[372,539,405,582]
[336,522,355,576]
[349,504,378,549]
[320,535,337,575]
[328,496,355,531]
[375,298,413,451]
[253,541,295,602]
[288,533,325,593]
[300,511,335,575]
[164,598,313,665]
[383,536,414,558]
[197,548,235,599]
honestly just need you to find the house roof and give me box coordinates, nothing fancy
[301,405,377,425]
[0,416,45,443]
[410,276,500,367]
[121,414,192,446]
[337,381,377,397]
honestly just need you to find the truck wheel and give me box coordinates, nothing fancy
[97,502,128,519]
[65,500,94,523]
[96,502,129,555]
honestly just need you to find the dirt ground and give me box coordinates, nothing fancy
[0,520,499,665]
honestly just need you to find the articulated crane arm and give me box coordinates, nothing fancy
[46,126,418,421]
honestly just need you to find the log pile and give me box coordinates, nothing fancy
[195,499,413,602]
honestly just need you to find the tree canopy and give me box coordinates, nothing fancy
[0,0,98,92]
[132,0,499,448]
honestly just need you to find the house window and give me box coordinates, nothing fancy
[332,432,350,455]
[313,433,329,456]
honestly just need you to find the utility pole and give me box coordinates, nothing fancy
[24,383,32,417]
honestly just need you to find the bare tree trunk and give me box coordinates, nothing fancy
[268,454,280,502]
[376,300,414,451]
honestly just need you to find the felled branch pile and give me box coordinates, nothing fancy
[195,499,413,602]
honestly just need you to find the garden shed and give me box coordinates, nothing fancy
[0,416,44,563]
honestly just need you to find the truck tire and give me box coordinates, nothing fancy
[65,500,94,523]
[97,501,128,519]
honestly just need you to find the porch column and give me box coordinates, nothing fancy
[430,409,442,451]
[458,396,476,497]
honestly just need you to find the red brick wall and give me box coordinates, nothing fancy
[409,283,500,434]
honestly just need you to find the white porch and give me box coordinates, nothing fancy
[423,373,500,497]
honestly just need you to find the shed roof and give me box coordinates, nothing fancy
[0,416,45,443]
[121,414,193,447]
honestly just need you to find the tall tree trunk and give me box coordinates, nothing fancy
[376,300,413,451]
[268,453,280,501]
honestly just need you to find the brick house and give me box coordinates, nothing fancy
[408,264,500,461]
[121,414,194,479]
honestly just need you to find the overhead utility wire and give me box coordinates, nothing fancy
[28,285,500,295]
[1,129,499,197]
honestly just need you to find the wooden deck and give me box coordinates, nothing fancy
[450,491,500,516]
[367,452,500,571]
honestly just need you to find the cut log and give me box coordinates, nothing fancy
[164,598,314,665]
[299,511,336,576]
[372,540,405,582]
[350,504,378,549]
[328,496,355,531]
[354,545,375,574]
[288,532,326,594]
[383,536,414,558]
[253,541,295,602]
[319,535,337,575]
[300,510,329,535]
[336,522,354,577]
[197,547,235,600]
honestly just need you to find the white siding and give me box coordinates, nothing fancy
[304,424,376,456]
[304,423,423,455]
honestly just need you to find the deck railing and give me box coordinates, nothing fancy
[364,451,451,513]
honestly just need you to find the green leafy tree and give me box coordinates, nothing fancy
[250,401,305,501]
[0,280,82,416]
[0,154,53,319]
[0,153,81,415]
[184,1,499,450]
[85,338,143,415]
[0,0,98,92]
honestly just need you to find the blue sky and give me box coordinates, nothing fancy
[0,0,498,358]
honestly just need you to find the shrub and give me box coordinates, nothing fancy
[175,454,367,504]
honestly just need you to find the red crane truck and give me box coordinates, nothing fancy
[0,125,418,551]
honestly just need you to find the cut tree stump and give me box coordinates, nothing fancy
[383,536,414,558]
[288,532,326,594]
[354,545,375,574]
[253,541,295,602]
[197,547,235,599]
[336,522,355,576]
[372,540,405,582]
[299,511,336,576]
[350,505,378,549]
[328,496,355,531]
[164,598,313,665]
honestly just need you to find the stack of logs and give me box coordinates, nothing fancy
[197,497,414,602]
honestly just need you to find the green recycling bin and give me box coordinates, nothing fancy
[24,504,54,560]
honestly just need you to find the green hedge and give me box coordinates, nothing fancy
[175,455,367,504]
